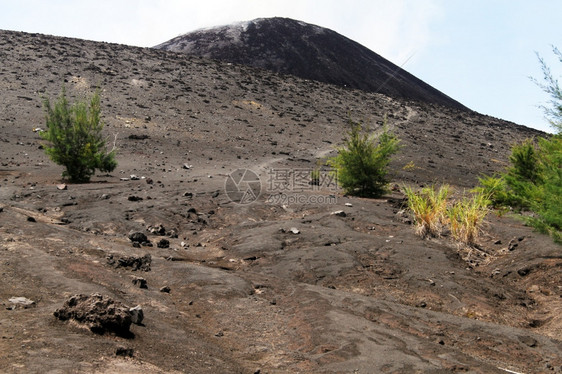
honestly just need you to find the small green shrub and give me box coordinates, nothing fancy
[473,174,515,209]
[402,184,450,238]
[41,87,117,183]
[477,135,562,243]
[527,135,562,243]
[328,118,400,198]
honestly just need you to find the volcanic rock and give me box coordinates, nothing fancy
[128,232,148,243]
[129,305,144,325]
[53,293,132,335]
[8,296,36,309]
[107,254,152,272]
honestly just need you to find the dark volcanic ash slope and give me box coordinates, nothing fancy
[0,29,542,188]
[155,17,466,109]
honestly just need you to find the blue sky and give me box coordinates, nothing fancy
[2,0,561,133]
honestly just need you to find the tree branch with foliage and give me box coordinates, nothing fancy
[533,46,562,133]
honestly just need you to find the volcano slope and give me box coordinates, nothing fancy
[154,17,465,110]
[0,29,561,373]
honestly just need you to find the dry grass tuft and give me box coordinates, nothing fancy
[402,185,450,238]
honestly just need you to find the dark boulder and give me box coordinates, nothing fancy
[54,293,132,335]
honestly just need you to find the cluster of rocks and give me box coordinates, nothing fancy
[127,224,179,249]
[107,253,152,271]
[147,223,178,238]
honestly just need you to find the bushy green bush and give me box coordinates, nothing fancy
[478,136,562,243]
[527,135,562,243]
[41,87,117,183]
[328,118,400,198]
[475,47,562,243]
[473,174,511,208]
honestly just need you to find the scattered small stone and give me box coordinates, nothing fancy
[8,297,35,309]
[56,184,67,190]
[27,216,36,222]
[211,190,219,198]
[54,293,132,335]
[344,203,353,207]
[115,346,134,357]
[157,238,170,248]
[289,227,300,234]
[128,134,149,140]
[518,335,537,347]
[0,207,3,213]
[332,210,347,217]
[527,284,540,293]
[132,277,147,289]
[146,178,153,184]
[120,177,130,181]
[128,195,143,202]
[129,305,144,325]
[182,163,192,170]
[130,175,139,180]
[215,331,224,337]
[160,286,171,293]
[183,192,193,198]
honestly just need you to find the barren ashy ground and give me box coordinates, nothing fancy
[0,30,560,373]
